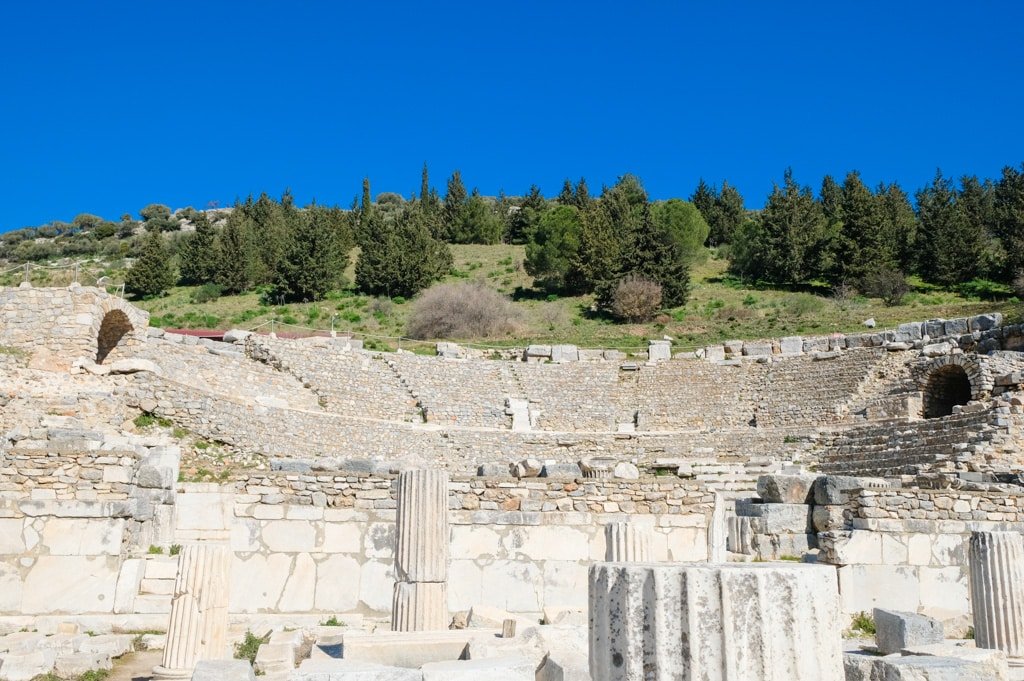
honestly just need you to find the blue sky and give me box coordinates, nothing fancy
[1,1,1022,229]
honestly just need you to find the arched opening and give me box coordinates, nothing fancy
[923,364,973,418]
[96,310,133,364]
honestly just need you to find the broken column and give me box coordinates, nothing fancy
[589,562,843,681]
[392,469,449,631]
[969,531,1024,667]
[152,542,232,679]
[604,522,653,562]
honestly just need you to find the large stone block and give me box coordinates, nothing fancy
[813,476,889,506]
[779,336,803,355]
[589,562,843,680]
[873,608,944,655]
[756,474,816,504]
[291,658,423,680]
[22,555,119,614]
[537,650,592,681]
[190,659,256,680]
[421,655,534,680]
[340,630,483,668]
[647,340,671,362]
[54,652,113,677]
[735,500,812,534]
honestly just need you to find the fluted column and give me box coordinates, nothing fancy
[589,562,843,681]
[604,523,653,562]
[707,492,727,562]
[969,531,1024,666]
[392,469,449,631]
[152,542,232,679]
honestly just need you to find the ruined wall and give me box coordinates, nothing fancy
[0,286,148,369]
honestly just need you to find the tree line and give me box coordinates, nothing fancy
[5,161,1024,322]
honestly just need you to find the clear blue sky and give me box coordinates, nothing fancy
[2,1,1022,230]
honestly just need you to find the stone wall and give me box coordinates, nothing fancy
[0,285,148,370]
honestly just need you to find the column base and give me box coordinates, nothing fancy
[151,665,193,679]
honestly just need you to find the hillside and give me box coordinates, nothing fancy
[4,244,1018,353]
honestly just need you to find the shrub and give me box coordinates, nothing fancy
[169,544,181,556]
[406,281,520,339]
[860,268,911,307]
[849,611,876,636]
[234,630,270,664]
[147,545,164,555]
[609,275,663,323]
[189,283,223,304]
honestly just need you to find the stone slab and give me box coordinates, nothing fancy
[292,658,423,680]
[421,655,535,680]
[873,608,944,655]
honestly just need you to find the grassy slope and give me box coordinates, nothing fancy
[8,245,1020,352]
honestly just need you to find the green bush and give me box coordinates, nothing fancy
[849,611,876,636]
[957,278,1014,301]
[147,545,164,555]
[189,283,223,304]
[234,630,270,664]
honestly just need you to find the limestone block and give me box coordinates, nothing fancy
[969,531,1024,665]
[551,345,579,363]
[222,329,252,344]
[701,345,726,362]
[0,650,52,681]
[756,474,816,504]
[190,659,256,681]
[262,520,317,553]
[394,469,449,583]
[510,458,543,478]
[612,462,639,480]
[525,345,552,360]
[254,643,294,674]
[477,463,508,477]
[780,336,803,355]
[902,643,1009,678]
[579,457,616,479]
[392,582,448,632]
[742,341,773,357]
[812,506,847,532]
[76,636,133,657]
[154,542,232,678]
[735,500,812,534]
[537,650,591,681]
[53,651,113,677]
[40,518,125,556]
[292,658,423,680]
[838,565,921,614]
[22,555,119,614]
[873,608,944,655]
[466,605,534,631]
[813,475,889,505]
[647,340,671,362]
[970,313,1003,332]
[340,630,482,668]
[421,655,534,681]
[944,318,970,336]
[871,655,1007,680]
[922,342,953,357]
[541,463,581,478]
[589,562,843,681]
[314,555,361,612]
[604,523,653,562]
[897,322,924,341]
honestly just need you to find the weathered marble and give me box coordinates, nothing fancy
[969,531,1024,667]
[589,562,843,681]
[604,523,653,563]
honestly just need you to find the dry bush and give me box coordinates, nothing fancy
[538,304,570,330]
[407,281,521,339]
[610,275,663,323]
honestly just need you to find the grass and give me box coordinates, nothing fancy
[234,630,270,665]
[147,545,163,555]
[320,615,344,627]
[51,245,1021,351]
[848,611,876,637]
[133,413,172,429]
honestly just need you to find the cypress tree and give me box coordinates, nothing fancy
[178,212,219,285]
[125,230,175,298]
[420,163,430,205]
[573,177,591,209]
[915,170,979,286]
[994,164,1024,280]
[714,181,745,246]
[273,204,349,302]
[878,182,917,274]
[618,203,691,308]
[835,171,890,283]
[215,208,259,294]
[557,179,574,205]
[442,171,467,239]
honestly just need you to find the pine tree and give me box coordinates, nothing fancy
[617,203,691,308]
[420,163,430,205]
[125,231,174,298]
[452,190,503,244]
[356,206,453,297]
[215,208,260,294]
[690,179,719,241]
[573,178,591,209]
[178,212,219,285]
[835,171,890,283]
[557,179,574,205]
[715,181,745,246]
[524,204,581,291]
[915,170,979,286]
[878,182,917,274]
[273,204,350,302]
[994,164,1024,280]
[733,169,826,284]
[442,171,467,240]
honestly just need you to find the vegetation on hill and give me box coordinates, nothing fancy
[2,162,1023,349]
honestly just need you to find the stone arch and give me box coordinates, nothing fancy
[96,309,133,363]
[918,354,992,419]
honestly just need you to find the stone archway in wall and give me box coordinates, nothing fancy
[96,310,133,363]
[918,355,991,419]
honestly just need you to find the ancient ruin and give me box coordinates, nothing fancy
[1,285,1024,679]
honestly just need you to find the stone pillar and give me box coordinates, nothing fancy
[707,492,727,562]
[152,542,232,679]
[392,469,449,631]
[589,563,843,681]
[604,523,653,562]
[969,531,1024,666]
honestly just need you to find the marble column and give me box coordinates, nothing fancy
[152,542,232,679]
[969,531,1024,666]
[604,522,653,562]
[392,469,449,631]
[707,492,727,563]
[589,562,843,681]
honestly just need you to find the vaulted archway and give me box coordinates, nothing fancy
[96,309,133,364]
[922,364,973,418]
